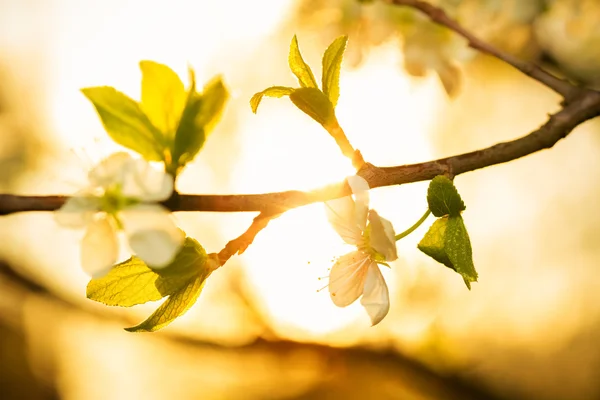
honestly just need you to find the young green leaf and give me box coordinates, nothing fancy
[289,87,336,128]
[427,175,466,217]
[86,256,166,307]
[139,61,187,136]
[171,75,229,171]
[86,237,207,307]
[250,86,295,113]
[445,216,477,289]
[289,35,318,89]
[81,87,164,161]
[196,76,228,135]
[321,35,348,108]
[171,68,202,170]
[417,215,477,289]
[417,217,452,268]
[125,274,206,332]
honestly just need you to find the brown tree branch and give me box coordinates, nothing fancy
[383,0,582,101]
[216,212,281,266]
[2,89,599,217]
[1,1,599,266]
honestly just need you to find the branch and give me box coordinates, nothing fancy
[2,90,599,216]
[384,0,582,101]
[216,212,281,265]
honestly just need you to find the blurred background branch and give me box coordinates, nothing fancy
[0,259,502,400]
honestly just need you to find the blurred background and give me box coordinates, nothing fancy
[1,0,600,399]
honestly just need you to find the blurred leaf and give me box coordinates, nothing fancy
[417,216,477,289]
[139,61,187,136]
[81,87,164,161]
[86,238,207,307]
[289,35,318,88]
[427,175,466,217]
[321,35,348,108]
[250,86,295,113]
[125,275,206,332]
[437,62,462,98]
[172,74,229,170]
[289,87,336,127]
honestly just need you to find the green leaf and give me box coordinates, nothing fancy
[417,217,452,268]
[86,238,207,307]
[196,76,228,135]
[417,216,477,289]
[427,175,466,217]
[289,35,318,89]
[446,216,477,289]
[250,86,295,113]
[289,87,336,128]
[172,74,229,170]
[139,61,187,136]
[125,274,206,332]
[171,68,202,170]
[81,87,164,161]
[321,35,348,108]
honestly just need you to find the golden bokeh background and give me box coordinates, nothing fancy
[1,0,599,399]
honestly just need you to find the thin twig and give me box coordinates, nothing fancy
[383,0,582,101]
[216,212,281,266]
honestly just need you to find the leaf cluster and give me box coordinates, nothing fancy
[251,35,347,133]
[82,61,228,178]
[418,176,477,289]
[87,237,214,331]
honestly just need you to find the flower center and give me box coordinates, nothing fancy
[100,184,138,215]
[359,224,386,262]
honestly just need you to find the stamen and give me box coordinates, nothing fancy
[70,146,94,170]
[316,282,329,292]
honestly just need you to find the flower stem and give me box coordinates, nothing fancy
[395,209,431,241]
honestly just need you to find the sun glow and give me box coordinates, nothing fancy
[25,0,443,339]
[234,44,443,336]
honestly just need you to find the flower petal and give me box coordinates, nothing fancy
[368,210,398,262]
[122,159,173,201]
[328,251,371,307]
[324,197,363,245]
[360,264,390,326]
[436,61,462,98]
[88,152,134,188]
[54,195,99,228]
[347,175,369,231]
[120,204,184,268]
[81,215,118,277]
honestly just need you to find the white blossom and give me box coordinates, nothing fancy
[324,175,398,326]
[55,152,184,277]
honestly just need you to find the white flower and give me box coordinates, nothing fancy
[324,175,398,326]
[55,152,184,277]
[402,20,473,97]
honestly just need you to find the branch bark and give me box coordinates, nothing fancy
[1,0,599,271]
[2,90,599,216]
